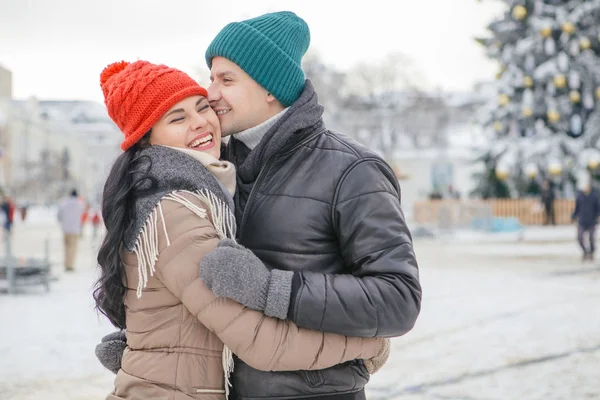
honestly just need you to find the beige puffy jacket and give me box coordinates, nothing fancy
[106,190,384,400]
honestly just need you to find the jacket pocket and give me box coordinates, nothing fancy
[302,370,325,387]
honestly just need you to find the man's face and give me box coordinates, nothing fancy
[208,57,273,137]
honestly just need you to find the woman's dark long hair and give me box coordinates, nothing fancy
[93,133,154,329]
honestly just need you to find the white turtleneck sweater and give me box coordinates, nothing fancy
[223,108,289,150]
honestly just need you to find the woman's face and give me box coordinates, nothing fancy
[150,95,221,159]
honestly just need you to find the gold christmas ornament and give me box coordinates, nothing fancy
[553,74,567,88]
[522,107,533,117]
[495,64,506,80]
[512,5,527,20]
[525,163,538,178]
[495,169,510,180]
[523,76,533,87]
[493,121,504,132]
[561,22,575,34]
[540,26,552,38]
[498,94,510,106]
[548,163,562,176]
[589,160,599,169]
[569,90,581,103]
[580,37,592,50]
[547,110,560,123]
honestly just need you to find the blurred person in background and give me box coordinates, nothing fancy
[1,194,16,235]
[57,189,85,271]
[572,181,600,262]
[91,208,102,239]
[540,179,556,226]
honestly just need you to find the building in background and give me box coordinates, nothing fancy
[0,66,121,206]
[0,66,12,98]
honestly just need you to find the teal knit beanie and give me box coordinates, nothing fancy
[205,11,310,107]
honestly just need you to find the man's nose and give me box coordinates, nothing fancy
[207,83,220,103]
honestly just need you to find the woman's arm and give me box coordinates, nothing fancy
[154,192,384,372]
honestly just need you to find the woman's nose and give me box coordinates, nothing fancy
[190,113,208,130]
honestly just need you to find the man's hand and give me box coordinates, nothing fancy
[95,330,127,374]
[199,239,293,319]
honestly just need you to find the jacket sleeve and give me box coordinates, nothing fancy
[153,194,383,372]
[288,158,422,338]
[572,195,580,220]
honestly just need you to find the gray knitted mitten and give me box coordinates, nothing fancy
[95,330,127,374]
[199,239,293,319]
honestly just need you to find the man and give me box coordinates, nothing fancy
[0,194,15,235]
[541,179,556,225]
[572,182,600,261]
[57,189,85,271]
[447,184,461,200]
[199,11,420,400]
[97,11,421,400]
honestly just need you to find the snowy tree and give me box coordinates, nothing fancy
[302,51,348,129]
[474,0,600,198]
[305,52,450,165]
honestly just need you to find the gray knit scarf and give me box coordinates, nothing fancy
[124,145,235,252]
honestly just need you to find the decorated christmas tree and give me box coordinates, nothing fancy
[474,0,600,198]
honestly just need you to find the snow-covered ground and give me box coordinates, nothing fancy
[0,215,598,400]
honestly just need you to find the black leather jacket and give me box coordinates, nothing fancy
[227,81,421,400]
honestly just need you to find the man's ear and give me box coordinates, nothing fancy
[266,92,277,103]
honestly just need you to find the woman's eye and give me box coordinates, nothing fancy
[170,117,184,123]
[198,105,210,113]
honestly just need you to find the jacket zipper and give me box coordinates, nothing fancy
[194,388,226,394]
[237,128,326,239]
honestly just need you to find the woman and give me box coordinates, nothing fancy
[94,60,389,399]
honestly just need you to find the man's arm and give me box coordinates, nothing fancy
[572,195,580,222]
[200,158,421,338]
[287,158,421,337]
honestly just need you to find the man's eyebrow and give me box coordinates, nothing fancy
[216,70,235,79]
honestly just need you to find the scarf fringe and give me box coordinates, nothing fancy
[222,343,234,398]
[132,203,169,299]
[132,189,236,397]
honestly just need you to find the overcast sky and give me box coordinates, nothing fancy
[0,0,505,102]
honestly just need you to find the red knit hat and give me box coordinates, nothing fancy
[100,60,208,151]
